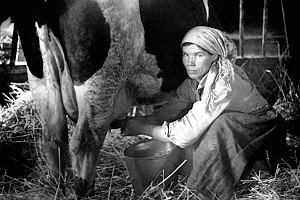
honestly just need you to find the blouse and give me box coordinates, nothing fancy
[156,63,269,148]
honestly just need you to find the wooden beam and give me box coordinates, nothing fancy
[239,0,244,57]
[262,0,268,57]
[6,64,28,83]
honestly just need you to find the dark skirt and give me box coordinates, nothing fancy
[182,108,287,200]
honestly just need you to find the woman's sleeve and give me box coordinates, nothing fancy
[155,79,194,123]
[166,81,233,148]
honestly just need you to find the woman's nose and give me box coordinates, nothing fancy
[188,56,196,65]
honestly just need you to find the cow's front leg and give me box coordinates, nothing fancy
[28,24,73,189]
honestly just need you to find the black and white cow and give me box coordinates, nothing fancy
[0,0,221,198]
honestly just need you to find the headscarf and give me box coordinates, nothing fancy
[181,26,237,64]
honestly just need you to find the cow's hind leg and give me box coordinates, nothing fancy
[27,25,71,190]
[41,99,69,189]
[27,70,69,190]
[70,108,108,198]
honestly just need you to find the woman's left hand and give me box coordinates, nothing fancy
[121,117,143,137]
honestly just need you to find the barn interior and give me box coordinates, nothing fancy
[211,0,292,105]
[0,0,293,106]
[0,1,299,199]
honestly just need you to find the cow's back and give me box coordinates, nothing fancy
[47,0,221,90]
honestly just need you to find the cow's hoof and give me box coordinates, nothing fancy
[74,177,95,199]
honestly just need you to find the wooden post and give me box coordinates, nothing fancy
[10,25,18,66]
[239,0,244,57]
[262,0,268,57]
[280,0,289,56]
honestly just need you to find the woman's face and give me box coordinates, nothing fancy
[182,43,217,81]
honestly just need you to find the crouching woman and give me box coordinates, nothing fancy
[122,26,287,199]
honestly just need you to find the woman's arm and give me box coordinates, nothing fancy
[166,72,234,148]
[122,78,195,143]
[123,115,171,142]
[155,79,196,122]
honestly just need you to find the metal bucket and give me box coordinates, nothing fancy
[123,139,184,195]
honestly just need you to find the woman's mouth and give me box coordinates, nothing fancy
[187,70,198,74]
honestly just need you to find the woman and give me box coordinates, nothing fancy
[122,26,287,199]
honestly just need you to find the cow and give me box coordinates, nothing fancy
[0,0,221,198]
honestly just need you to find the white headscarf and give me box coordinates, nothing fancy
[181,26,237,64]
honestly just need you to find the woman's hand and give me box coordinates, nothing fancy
[120,115,171,143]
[121,117,143,136]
